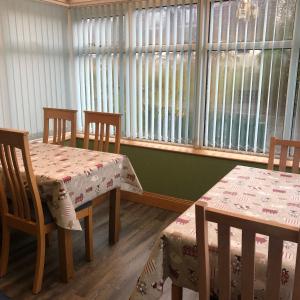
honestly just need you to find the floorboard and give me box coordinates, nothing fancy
[0,201,198,300]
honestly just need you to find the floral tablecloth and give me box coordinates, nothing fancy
[131,166,300,300]
[15,141,142,230]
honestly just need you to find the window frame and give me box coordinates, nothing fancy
[201,0,300,154]
[71,0,300,158]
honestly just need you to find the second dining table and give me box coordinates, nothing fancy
[17,140,143,280]
[131,165,300,300]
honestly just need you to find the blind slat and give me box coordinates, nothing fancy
[237,6,249,150]
[107,5,114,113]
[184,1,194,144]
[178,5,185,143]
[171,5,178,142]
[138,5,143,138]
[212,0,222,148]
[151,3,156,140]
[131,6,137,137]
[262,0,283,153]
[220,0,232,149]
[253,0,269,152]
[157,3,163,141]
[144,3,150,139]
[245,0,259,152]
[163,5,170,142]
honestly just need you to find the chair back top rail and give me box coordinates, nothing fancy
[196,201,300,300]
[268,136,300,173]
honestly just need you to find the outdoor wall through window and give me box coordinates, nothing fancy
[71,0,300,154]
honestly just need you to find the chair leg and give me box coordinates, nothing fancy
[32,234,46,294]
[58,226,74,283]
[171,284,183,300]
[0,222,10,277]
[109,188,121,245]
[84,207,93,262]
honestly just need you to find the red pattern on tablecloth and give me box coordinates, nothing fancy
[5,141,142,230]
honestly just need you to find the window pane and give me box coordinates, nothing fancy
[138,51,196,143]
[144,4,198,47]
[73,3,197,144]
[211,0,296,44]
[206,0,296,154]
[206,49,290,152]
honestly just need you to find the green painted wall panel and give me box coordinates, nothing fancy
[78,138,266,201]
[119,145,265,200]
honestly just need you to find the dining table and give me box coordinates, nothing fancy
[16,140,143,280]
[131,165,300,300]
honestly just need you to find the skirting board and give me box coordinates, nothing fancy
[92,190,193,213]
[121,191,193,213]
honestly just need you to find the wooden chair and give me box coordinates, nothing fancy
[0,129,93,294]
[83,111,121,154]
[268,136,300,173]
[43,107,77,147]
[83,111,121,230]
[0,129,56,294]
[174,201,300,300]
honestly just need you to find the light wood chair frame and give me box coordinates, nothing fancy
[0,129,93,294]
[268,136,300,173]
[43,107,77,147]
[82,111,121,242]
[170,201,300,300]
[83,111,121,154]
[0,129,56,294]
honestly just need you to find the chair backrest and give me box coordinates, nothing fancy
[83,111,121,154]
[268,136,300,173]
[196,201,300,300]
[0,128,44,226]
[43,107,77,147]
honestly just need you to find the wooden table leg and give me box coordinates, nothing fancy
[57,226,74,282]
[171,284,183,300]
[109,187,121,245]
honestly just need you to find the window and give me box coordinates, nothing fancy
[205,0,298,153]
[72,5,125,129]
[130,4,197,144]
[72,1,198,144]
[72,0,300,155]
[0,0,70,137]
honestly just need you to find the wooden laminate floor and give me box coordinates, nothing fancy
[0,201,198,300]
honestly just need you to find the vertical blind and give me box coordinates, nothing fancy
[0,0,70,137]
[0,0,299,154]
[205,0,298,153]
[71,0,198,144]
[72,0,300,154]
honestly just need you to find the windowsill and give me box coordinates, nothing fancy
[38,133,293,167]
[76,133,274,166]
